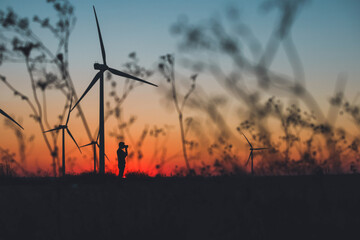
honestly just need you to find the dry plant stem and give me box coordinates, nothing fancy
[192,85,235,139]
[124,126,141,168]
[42,90,52,131]
[105,60,153,169]
[2,75,71,175]
[41,41,93,143]
[209,63,272,145]
[97,80,134,141]
[149,137,160,167]
[33,26,93,142]
[275,106,290,162]
[4,119,26,164]
[2,77,38,118]
[231,52,326,122]
[169,60,191,172]
[65,76,92,139]
[62,24,93,142]
[28,17,93,143]
[25,58,57,175]
[1,3,93,175]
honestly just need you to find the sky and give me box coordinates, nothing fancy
[0,0,359,175]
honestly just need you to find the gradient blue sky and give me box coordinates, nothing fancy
[1,0,359,98]
[1,0,359,173]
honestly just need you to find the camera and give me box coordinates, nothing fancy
[124,145,128,148]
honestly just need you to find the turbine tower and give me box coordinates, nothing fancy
[44,96,81,176]
[80,131,110,173]
[240,130,268,175]
[0,108,23,130]
[72,6,158,174]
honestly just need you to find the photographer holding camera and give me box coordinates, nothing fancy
[117,142,128,178]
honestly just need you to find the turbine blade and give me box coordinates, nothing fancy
[0,109,24,130]
[94,139,109,161]
[96,130,100,143]
[240,130,252,148]
[71,72,101,111]
[66,128,82,153]
[93,6,106,65]
[80,142,94,148]
[104,153,110,161]
[43,126,63,133]
[245,152,251,166]
[108,67,158,87]
[253,148,269,150]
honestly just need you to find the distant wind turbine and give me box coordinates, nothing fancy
[0,108,23,130]
[240,130,268,176]
[72,6,158,174]
[44,96,81,176]
[80,131,110,173]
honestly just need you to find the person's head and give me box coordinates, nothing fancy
[119,142,126,149]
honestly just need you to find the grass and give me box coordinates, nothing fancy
[0,174,359,239]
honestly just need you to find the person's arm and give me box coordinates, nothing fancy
[125,147,128,157]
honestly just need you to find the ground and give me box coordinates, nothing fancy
[0,174,359,240]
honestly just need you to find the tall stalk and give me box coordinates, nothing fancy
[159,54,196,174]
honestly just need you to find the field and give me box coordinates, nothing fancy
[0,174,359,240]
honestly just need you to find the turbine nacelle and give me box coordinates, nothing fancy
[94,63,108,71]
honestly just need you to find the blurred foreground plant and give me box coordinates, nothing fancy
[158,54,198,175]
[170,0,358,173]
[0,0,94,176]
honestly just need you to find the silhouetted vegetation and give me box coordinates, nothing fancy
[125,170,150,179]
[107,52,156,171]
[158,54,198,175]
[0,0,90,176]
[1,0,359,177]
[0,175,359,239]
[165,0,359,175]
[0,1,359,239]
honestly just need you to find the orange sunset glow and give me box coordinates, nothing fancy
[2,1,360,239]
[0,0,359,177]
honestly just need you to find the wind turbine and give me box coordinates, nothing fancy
[0,108,23,130]
[80,131,110,173]
[72,6,158,174]
[44,96,81,176]
[240,130,268,175]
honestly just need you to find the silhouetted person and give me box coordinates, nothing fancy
[117,142,128,178]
